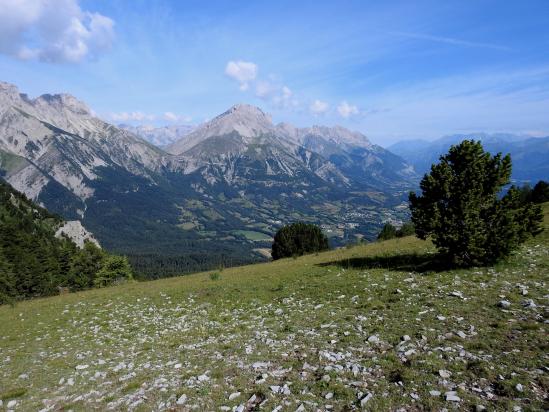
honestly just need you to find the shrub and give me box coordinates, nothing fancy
[271,222,329,260]
[409,140,542,267]
[531,180,549,203]
[93,255,133,288]
[377,223,397,240]
[377,222,415,241]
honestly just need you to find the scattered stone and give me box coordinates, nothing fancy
[439,369,452,379]
[516,383,523,392]
[229,392,241,400]
[359,392,373,407]
[296,404,306,412]
[450,291,464,299]
[456,331,467,339]
[445,391,460,402]
[325,392,334,399]
[437,315,446,321]
[176,394,187,405]
[7,400,17,408]
[75,364,89,370]
[252,361,270,369]
[367,335,380,343]
[476,405,486,411]
[429,390,441,396]
[197,373,209,382]
[401,335,411,342]
[522,299,536,308]
[498,300,511,309]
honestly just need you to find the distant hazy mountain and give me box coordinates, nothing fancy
[0,81,414,277]
[389,133,549,183]
[119,124,194,148]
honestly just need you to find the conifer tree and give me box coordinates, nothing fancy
[409,140,542,267]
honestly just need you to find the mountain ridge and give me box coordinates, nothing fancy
[389,133,549,183]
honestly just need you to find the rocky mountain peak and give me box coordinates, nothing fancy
[0,81,20,97]
[213,103,273,134]
[34,93,92,116]
[306,125,372,148]
[167,103,274,154]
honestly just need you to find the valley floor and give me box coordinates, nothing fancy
[1,206,548,411]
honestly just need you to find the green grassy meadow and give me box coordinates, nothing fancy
[1,205,548,411]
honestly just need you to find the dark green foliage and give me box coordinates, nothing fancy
[409,140,543,267]
[377,222,415,241]
[0,252,16,305]
[0,179,131,302]
[271,222,329,260]
[531,181,549,204]
[93,255,133,288]
[398,221,415,237]
[377,223,397,240]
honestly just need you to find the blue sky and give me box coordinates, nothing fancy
[1,0,549,145]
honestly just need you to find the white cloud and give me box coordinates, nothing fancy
[163,112,192,122]
[309,99,329,115]
[225,60,258,91]
[255,80,276,98]
[163,112,179,122]
[337,101,359,118]
[281,86,292,100]
[0,0,115,63]
[110,112,155,122]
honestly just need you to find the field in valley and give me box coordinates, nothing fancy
[1,205,548,411]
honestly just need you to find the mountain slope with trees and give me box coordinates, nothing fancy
[0,180,131,303]
[0,82,415,277]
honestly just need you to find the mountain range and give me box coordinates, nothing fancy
[119,124,194,148]
[389,133,549,183]
[0,81,414,276]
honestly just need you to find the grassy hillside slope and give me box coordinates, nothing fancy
[0,205,547,410]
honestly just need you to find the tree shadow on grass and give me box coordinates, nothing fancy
[318,251,453,273]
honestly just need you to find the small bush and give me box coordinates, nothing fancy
[377,222,415,241]
[93,255,133,288]
[271,222,329,260]
[209,272,221,281]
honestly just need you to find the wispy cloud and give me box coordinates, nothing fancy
[358,65,549,143]
[391,31,512,52]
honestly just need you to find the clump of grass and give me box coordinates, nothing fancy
[209,272,221,281]
[1,387,27,400]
